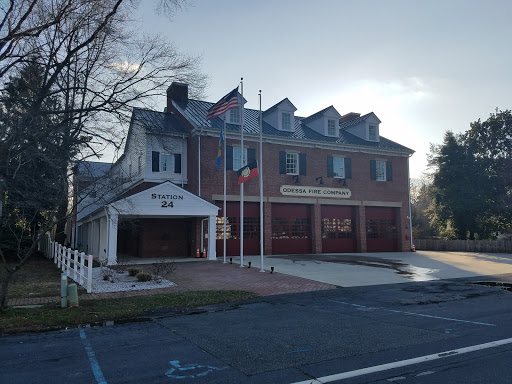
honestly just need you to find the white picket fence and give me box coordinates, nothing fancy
[39,234,93,293]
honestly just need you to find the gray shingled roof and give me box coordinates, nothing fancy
[133,107,189,135]
[301,106,335,125]
[262,98,296,116]
[339,112,380,129]
[173,99,413,154]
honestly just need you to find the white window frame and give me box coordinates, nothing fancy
[375,160,386,181]
[327,119,337,136]
[333,157,345,178]
[282,112,292,131]
[368,125,377,141]
[233,147,247,170]
[160,153,173,172]
[229,107,240,124]
[286,152,298,175]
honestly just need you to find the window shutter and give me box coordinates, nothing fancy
[345,157,352,179]
[327,156,334,178]
[386,161,393,181]
[299,153,307,176]
[226,146,233,170]
[248,148,256,163]
[279,151,286,174]
[370,160,376,180]
[152,151,160,172]
[174,154,181,174]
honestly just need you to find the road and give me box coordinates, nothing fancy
[2,276,512,383]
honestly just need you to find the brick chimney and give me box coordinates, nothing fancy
[166,82,188,113]
[339,112,360,123]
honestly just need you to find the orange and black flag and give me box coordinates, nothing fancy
[237,160,258,184]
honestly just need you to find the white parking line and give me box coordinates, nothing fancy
[328,300,496,326]
[290,337,512,384]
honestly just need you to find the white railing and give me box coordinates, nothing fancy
[39,234,93,293]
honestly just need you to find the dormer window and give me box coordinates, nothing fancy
[328,119,337,136]
[282,112,292,131]
[229,107,240,124]
[368,125,377,141]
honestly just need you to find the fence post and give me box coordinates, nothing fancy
[73,250,78,281]
[87,255,93,293]
[66,247,71,275]
[79,252,85,286]
[57,244,61,268]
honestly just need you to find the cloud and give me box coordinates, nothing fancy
[108,61,141,73]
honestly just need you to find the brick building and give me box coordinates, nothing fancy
[74,82,414,265]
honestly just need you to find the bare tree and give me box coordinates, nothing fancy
[0,0,206,310]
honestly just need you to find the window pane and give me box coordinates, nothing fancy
[333,157,344,178]
[376,160,386,181]
[230,108,240,124]
[286,153,298,174]
[369,125,377,141]
[282,112,291,130]
[233,147,247,170]
[328,119,336,136]
[160,153,173,172]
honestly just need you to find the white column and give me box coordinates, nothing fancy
[207,215,216,260]
[107,213,118,265]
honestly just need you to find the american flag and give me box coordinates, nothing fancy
[206,87,239,120]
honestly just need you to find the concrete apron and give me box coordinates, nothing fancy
[226,251,512,287]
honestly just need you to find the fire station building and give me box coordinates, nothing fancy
[74,82,414,264]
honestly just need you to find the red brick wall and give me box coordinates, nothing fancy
[196,134,411,253]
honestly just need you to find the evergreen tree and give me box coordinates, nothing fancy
[428,131,494,240]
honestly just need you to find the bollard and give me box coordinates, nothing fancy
[67,283,79,307]
[60,273,68,308]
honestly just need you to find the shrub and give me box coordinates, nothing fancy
[136,272,152,282]
[152,260,176,283]
[127,267,142,276]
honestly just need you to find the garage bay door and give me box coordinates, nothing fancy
[216,202,260,256]
[272,203,312,255]
[365,207,398,252]
[321,205,356,253]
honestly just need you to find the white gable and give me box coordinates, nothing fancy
[263,98,297,131]
[304,106,342,136]
[345,112,381,142]
[108,181,218,217]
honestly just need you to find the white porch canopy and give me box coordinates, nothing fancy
[77,181,219,265]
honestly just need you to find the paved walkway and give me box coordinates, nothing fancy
[7,261,337,306]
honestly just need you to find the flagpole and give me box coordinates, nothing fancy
[223,115,227,264]
[259,90,264,272]
[239,78,244,268]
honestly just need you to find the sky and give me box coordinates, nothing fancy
[138,0,512,179]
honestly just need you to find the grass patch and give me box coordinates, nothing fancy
[0,290,258,334]
[3,253,65,299]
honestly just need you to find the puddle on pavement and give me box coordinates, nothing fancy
[472,282,512,292]
[274,254,439,281]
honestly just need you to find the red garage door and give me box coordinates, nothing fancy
[272,203,312,255]
[365,207,398,252]
[216,202,260,256]
[321,205,356,253]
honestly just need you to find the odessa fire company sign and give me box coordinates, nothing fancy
[280,185,351,198]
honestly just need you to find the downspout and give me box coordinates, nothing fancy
[198,127,202,196]
[407,157,413,251]
[181,134,185,188]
